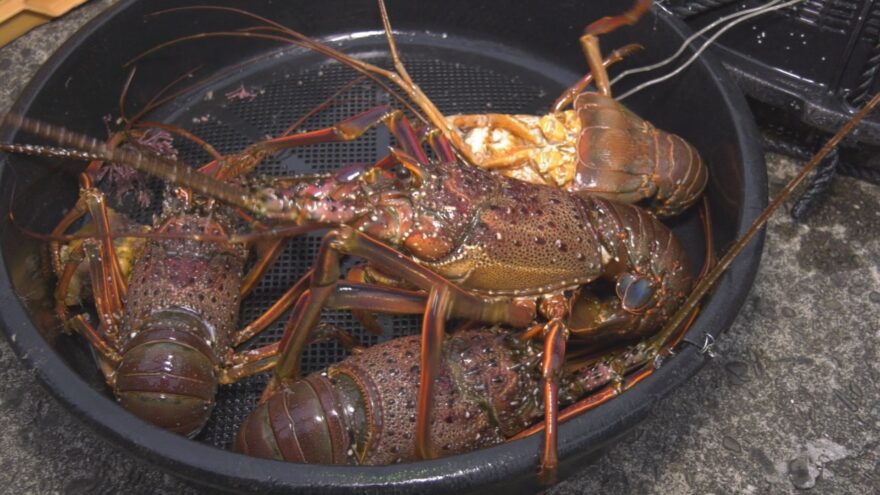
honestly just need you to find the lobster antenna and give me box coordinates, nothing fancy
[0,114,265,215]
[610,0,786,86]
[137,7,425,122]
[377,0,417,90]
[0,142,108,163]
[138,5,477,164]
[645,89,880,356]
[617,0,805,101]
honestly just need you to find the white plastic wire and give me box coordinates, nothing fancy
[617,0,806,102]
[610,0,786,87]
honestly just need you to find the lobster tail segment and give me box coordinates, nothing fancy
[574,92,708,217]
[113,312,218,437]
[234,375,356,464]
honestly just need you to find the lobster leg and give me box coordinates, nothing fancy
[474,149,536,170]
[53,259,82,325]
[219,343,280,384]
[552,43,643,112]
[580,36,612,97]
[425,130,456,163]
[538,318,568,485]
[240,236,287,298]
[584,0,652,37]
[327,279,426,314]
[448,115,538,145]
[202,104,398,181]
[49,175,94,274]
[344,265,391,336]
[529,294,571,484]
[69,314,121,366]
[578,0,653,98]
[82,242,122,338]
[345,266,382,335]
[232,270,312,346]
[80,191,129,332]
[416,287,452,459]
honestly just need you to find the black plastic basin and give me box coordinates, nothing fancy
[0,1,766,493]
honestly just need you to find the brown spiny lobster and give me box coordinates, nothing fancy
[234,323,686,465]
[4,81,876,482]
[2,105,692,483]
[14,77,360,436]
[130,0,706,219]
[436,0,709,218]
[1,0,874,482]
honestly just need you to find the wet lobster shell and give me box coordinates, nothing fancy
[0,0,766,492]
[236,331,541,465]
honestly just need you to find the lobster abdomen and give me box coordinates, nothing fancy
[235,331,542,465]
[574,92,707,218]
[114,316,217,437]
[115,211,246,436]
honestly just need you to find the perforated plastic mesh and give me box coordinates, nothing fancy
[123,43,559,449]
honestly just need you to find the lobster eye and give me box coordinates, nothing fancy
[616,273,654,312]
[395,165,412,181]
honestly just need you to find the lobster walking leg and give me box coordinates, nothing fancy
[343,266,385,335]
[219,343,280,383]
[232,270,312,347]
[69,314,122,366]
[207,104,397,181]
[532,294,571,485]
[552,43,643,112]
[77,190,130,334]
[239,236,288,297]
[268,227,527,382]
[577,0,653,98]
[418,287,452,459]
[583,0,653,38]
[539,318,568,485]
[576,0,652,98]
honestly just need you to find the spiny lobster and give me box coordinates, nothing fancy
[2,106,692,483]
[138,1,708,218]
[15,74,354,436]
[0,0,870,485]
[235,323,692,465]
[427,0,709,218]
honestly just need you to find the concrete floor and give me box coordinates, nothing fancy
[0,1,877,493]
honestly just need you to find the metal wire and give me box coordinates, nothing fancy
[618,0,806,101]
[612,0,786,87]
[661,0,748,19]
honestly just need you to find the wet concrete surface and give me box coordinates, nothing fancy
[0,1,877,493]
